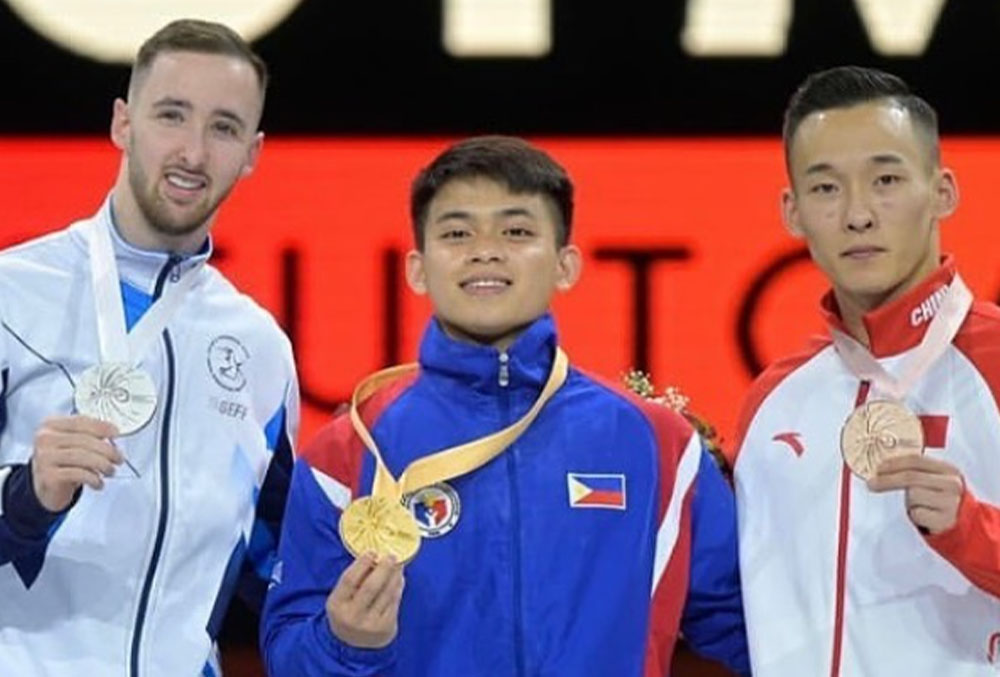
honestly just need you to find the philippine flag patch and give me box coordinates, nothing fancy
[567,473,626,510]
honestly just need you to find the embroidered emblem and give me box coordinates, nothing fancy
[567,473,626,510]
[207,335,249,392]
[404,482,461,538]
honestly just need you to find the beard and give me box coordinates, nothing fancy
[127,155,229,240]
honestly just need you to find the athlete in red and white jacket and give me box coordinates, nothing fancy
[733,66,1000,676]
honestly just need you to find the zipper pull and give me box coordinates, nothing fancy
[168,255,182,283]
[498,352,510,387]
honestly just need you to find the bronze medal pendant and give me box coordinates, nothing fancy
[339,495,422,563]
[840,400,924,480]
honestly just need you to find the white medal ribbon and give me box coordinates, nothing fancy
[831,274,973,401]
[89,207,203,366]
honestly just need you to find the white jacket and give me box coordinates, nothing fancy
[0,199,299,677]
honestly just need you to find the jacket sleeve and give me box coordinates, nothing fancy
[0,462,70,566]
[260,450,396,676]
[926,486,1000,598]
[679,448,751,676]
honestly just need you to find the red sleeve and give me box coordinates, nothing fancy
[926,487,1000,597]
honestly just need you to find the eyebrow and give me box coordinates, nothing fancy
[151,97,247,129]
[804,153,905,176]
[434,206,536,223]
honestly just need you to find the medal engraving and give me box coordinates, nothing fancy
[840,400,924,480]
[74,363,157,435]
[339,495,421,563]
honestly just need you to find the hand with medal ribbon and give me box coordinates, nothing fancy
[324,347,569,648]
[31,215,202,511]
[835,275,969,535]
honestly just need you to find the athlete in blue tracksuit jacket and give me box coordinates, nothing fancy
[261,136,749,676]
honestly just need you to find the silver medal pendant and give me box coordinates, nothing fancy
[74,363,158,435]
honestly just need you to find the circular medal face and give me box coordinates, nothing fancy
[74,363,157,435]
[840,400,924,480]
[404,482,461,538]
[339,495,421,563]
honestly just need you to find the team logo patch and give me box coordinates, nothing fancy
[404,482,461,538]
[567,473,626,510]
[207,335,250,392]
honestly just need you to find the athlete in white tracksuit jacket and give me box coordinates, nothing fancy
[0,20,299,677]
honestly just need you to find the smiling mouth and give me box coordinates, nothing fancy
[164,171,208,192]
[460,277,512,293]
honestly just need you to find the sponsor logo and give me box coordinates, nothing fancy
[772,431,805,456]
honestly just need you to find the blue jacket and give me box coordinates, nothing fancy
[262,315,748,676]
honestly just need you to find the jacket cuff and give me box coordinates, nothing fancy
[314,612,397,673]
[925,485,975,556]
[1,463,70,540]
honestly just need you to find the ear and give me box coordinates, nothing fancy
[405,249,428,295]
[240,131,264,178]
[933,168,959,220]
[554,244,583,292]
[781,186,804,238]
[110,98,130,152]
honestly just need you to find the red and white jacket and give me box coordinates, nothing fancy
[733,258,1000,676]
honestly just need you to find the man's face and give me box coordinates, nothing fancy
[783,101,957,309]
[406,177,581,350]
[111,50,263,244]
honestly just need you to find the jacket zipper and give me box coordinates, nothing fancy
[129,255,181,677]
[499,351,525,676]
[829,380,871,677]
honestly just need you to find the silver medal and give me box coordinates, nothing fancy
[74,362,157,435]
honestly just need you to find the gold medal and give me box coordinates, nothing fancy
[339,495,421,563]
[840,400,924,480]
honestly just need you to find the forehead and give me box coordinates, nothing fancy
[133,51,262,114]
[428,177,550,217]
[789,101,929,173]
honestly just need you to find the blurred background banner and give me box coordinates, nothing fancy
[3,2,998,674]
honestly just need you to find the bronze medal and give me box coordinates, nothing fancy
[840,400,924,480]
[338,495,421,563]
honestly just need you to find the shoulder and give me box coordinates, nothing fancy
[953,299,1000,400]
[729,335,831,463]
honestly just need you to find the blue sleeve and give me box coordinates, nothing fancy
[680,448,751,676]
[260,458,397,676]
[0,463,71,567]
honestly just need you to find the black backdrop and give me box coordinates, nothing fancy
[1,1,998,135]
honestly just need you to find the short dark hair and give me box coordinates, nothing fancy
[410,136,574,250]
[783,66,939,165]
[129,19,268,101]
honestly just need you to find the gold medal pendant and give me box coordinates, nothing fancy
[840,400,924,480]
[339,495,422,563]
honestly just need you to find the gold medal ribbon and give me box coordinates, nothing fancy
[350,347,569,502]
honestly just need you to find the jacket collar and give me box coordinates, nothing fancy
[418,314,559,394]
[72,194,212,296]
[821,255,958,358]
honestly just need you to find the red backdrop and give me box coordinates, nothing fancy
[2,137,997,449]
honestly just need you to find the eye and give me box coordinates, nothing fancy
[505,226,534,237]
[212,120,241,138]
[875,174,903,187]
[809,182,838,195]
[440,228,470,240]
[156,109,183,123]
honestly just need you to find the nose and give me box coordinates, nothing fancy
[468,232,505,264]
[177,127,208,169]
[845,186,875,233]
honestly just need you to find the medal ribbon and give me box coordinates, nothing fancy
[350,348,569,502]
[831,274,973,400]
[89,206,204,366]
